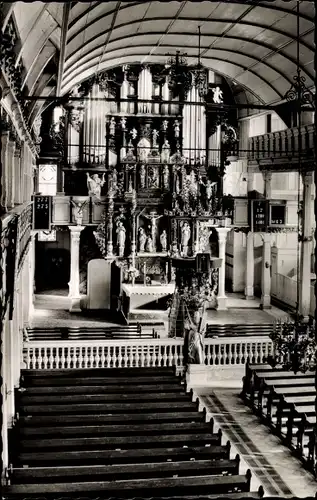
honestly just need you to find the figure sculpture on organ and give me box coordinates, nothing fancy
[86,172,105,199]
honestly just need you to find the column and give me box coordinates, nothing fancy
[14,144,21,205]
[260,232,272,309]
[28,232,36,317]
[7,139,16,209]
[263,170,272,199]
[245,231,254,299]
[247,171,256,193]
[238,119,249,158]
[68,225,85,312]
[215,228,231,310]
[299,172,313,320]
[1,131,9,212]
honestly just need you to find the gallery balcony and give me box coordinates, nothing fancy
[248,124,315,171]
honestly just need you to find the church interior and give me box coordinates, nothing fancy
[0,1,316,499]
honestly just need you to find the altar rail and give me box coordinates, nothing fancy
[248,124,315,161]
[23,336,273,374]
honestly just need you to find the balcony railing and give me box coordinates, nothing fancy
[248,124,315,161]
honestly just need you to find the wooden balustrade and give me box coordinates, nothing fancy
[23,335,273,375]
[248,124,315,161]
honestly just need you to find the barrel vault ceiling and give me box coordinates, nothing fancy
[2,0,315,122]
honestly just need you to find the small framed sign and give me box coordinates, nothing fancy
[33,195,52,230]
[251,200,269,232]
[270,202,286,226]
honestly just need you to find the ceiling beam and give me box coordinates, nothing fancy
[56,2,71,97]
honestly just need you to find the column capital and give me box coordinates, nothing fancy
[68,225,85,234]
[215,227,231,242]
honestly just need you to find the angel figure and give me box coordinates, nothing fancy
[86,172,105,199]
[71,199,88,225]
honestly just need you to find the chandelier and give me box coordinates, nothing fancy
[268,2,316,374]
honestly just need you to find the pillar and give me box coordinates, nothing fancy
[247,171,256,193]
[28,232,36,317]
[14,144,21,205]
[68,225,85,312]
[1,131,9,212]
[238,119,249,158]
[263,171,272,199]
[7,139,16,209]
[245,231,254,299]
[299,172,313,320]
[260,233,272,309]
[216,228,231,310]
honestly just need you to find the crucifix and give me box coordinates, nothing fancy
[144,211,163,252]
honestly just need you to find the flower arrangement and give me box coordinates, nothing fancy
[268,317,316,373]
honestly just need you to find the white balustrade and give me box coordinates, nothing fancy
[23,336,273,374]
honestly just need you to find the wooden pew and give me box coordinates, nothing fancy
[18,410,207,426]
[19,429,223,451]
[19,400,200,415]
[19,420,215,438]
[9,455,241,483]
[2,470,253,497]
[16,441,232,466]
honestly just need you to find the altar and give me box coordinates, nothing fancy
[121,283,175,322]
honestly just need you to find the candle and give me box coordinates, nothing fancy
[165,262,168,283]
[143,263,146,285]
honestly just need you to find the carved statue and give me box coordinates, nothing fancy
[212,86,223,104]
[181,221,191,255]
[206,179,213,201]
[152,129,159,148]
[146,235,153,253]
[147,166,158,188]
[186,308,205,364]
[116,221,126,256]
[138,227,147,252]
[140,165,146,188]
[163,165,169,189]
[131,128,138,140]
[109,117,116,135]
[174,120,180,138]
[120,117,127,130]
[137,137,150,163]
[162,120,168,131]
[160,230,167,252]
[86,172,105,199]
[71,200,87,225]
[161,140,170,163]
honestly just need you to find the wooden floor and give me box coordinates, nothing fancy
[4,367,264,500]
